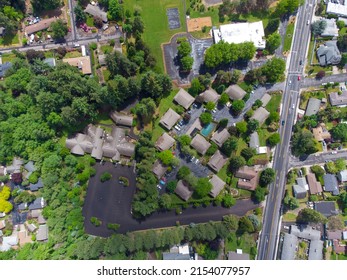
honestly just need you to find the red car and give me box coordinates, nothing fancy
[298,76,301,81]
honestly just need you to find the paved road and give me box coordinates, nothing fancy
[302,73,347,88]
[257,0,316,260]
[68,0,77,41]
[290,150,347,168]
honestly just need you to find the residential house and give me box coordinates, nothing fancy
[29,178,43,192]
[66,125,135,161]
[174,180,193,201]
[29,197,45,210]
[0,236,18,252]
[190,134,211,155]
[185,118,202,137]
[327,230,342,240]
[305,98,321,116]
[228,249,250,260]
[308,240,324,260]
[26,223,37,233]
[6,158,23,174]
[36,224,48,241]
[235,167,258,191]
[163,244,196,260]
[333,239,347,254]
[63,56,92,75]
[329,91,347,107]
[281,233,298,260]
[337,170,347,182]
[0,62,12,78]
[225,84,246,100]
[38,214,47,225]
[110,111,133,127]
[314,201,338,217]
[327,2,347,17]
[25,17,58,35]
[323,174,339,195]
[98,54,106,66]
[260,93,271,107]
[296,177,309,190]
[174,88,195,110]
[155,133,175,151]
[84,4,108,23]
[43,58,56,67]
[251,107,270,125]
[249,132,260,149]
[211,128,230,147]
[293,184,307,199]
[306,173,323,195]
[321,18,339,37]
[0,166,5,176]
[0,220,5,230]
[24,161,36,179]
[312,123,331,142]
[208,150,228,172]
[316,41,341,66]
[198,89,220,103]
[159,108,181,130]
[152,160,168,180]
[29,209,41,219]
[209,174,226,198]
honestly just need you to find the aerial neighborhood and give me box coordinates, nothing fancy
[0,0,347,262]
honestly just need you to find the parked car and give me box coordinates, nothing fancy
[298,76,301,81]
[174,125,181,131]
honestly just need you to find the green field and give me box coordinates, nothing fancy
[265,93,282,114]
[224,232,257,259]
[283,23,294,52]
[124,0,186,72]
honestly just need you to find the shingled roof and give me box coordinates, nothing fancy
[174,88,195,109]
[208,150,228,172]
[175,180,193,201]
[160,108,181,130]
[190,134,211,155]
[211,129,230,147]
[199,89,220,103]
[110,111,133,127]
[209,175,226,198]
[155,133,175,151]
[225,84,246,100]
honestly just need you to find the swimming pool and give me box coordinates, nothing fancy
[201,123,216,137]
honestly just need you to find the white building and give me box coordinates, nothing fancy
[212,21,266,49]
[327,2,347,17]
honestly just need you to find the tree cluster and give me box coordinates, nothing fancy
[177,40,194,72]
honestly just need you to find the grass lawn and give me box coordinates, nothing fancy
[64,51,82,58]
[217,162,229,181]
[86,15,94,27]
[100,45,114,54]
[265,92,282,114]
[283,22,294,52]
[44,50,55,58]
[283,212,297,222]
[339,27,347,36]
[189,7,220,27]
[0,32,19,46]
[299,90,327,110]
[90,50,97,78]
[190,30,211,39]
[235,138,248,156]
[258,128,271,146]
[1,53,17,63]
[124,0,186,72]
[224,232,257,259]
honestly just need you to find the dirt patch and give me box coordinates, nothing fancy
[187,17,212,32]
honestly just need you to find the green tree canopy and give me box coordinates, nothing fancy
[267,133,281,147]
[296,208,327,224]
[331,123,347,142]
[157,150,174,165]
[259,168,275,187]
[221,136,238,156]
[200,112,213,125]
[50,19,68,40]
[229,155,246,173]
[291,130,318,156]
[195,178,212,198]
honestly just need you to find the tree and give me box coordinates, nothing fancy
[218,118,228,129]
[338,34,347,52]
[31,0,61,13]
[238,216,255,233]
[50,20,68,41]
[108,0,124,21]
[0,186,11,200]
[247,119,259,133]
[133,16,144,34]
[159,193,172,209]
[166,180,177,193]
[296,208,327,224]
[316,70,325,79]
[100,172,112,182]
[291,130,318,156]
[328,215,344,230]
[266,32,281,54]
[221,136,238,156]
[195,178,212,198]
[74,5,86,24]
[241,147,256,160]
[177,41,191,57]
[134,97,156,124]
[178,135,191,146]
[259,168,275,187]
[236,121,247,134]
[253,187,266,202]
[331,123,347,142]
[229,155,246,173]
[335,159,346,172]
[311,20,327,37]
[261,57,286,83]
[189,78,203,96]
[219,93,229,105]
[94,16,103,28]
[222,195,236,207]
[283,195,299,210]
[177,166,191,180]
[157,150,174,165]
[205,101,215,111]
[232,99,245,115]
[0,199,13,213]
[311,165,325,178]
[223,214,239,230]
[26,50,45,63]
[268,111,280,123]
[200,112,212,125]
[180,55,194,71]
[267,133,281,147]
[337,20,345,30]
[206,142,218,156]
[325,162,338,174]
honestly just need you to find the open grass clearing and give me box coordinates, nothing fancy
[283,22,294,52]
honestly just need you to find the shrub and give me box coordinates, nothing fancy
[90,217,102,227]
[119,176,129,186]
[107,223,120,231]
[100,172,112,182]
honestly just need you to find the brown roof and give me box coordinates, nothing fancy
[185,118,202,136]
[327,230,342,240]
[199,89,220,103]
[25,18,58,34]
[159,108,181,130]
[235,167,258,191]
[110,111,133,127]
[209,175,226,198]
[62,56,92,75]
[174,180,193,201]
[333,240,346,254]
[152,160,168,179]
[208,150,228,172]
[174,88,195,109]
[306,173,323,195]
[312,124,331,142]
[190,134,211,155]
[211,128,230,147]
[0,166,4,176]
[251,107,270,125]
[260,93,271,107]
[155,133,175,151]
[225,84,246,100]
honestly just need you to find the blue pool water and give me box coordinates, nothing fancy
[201,123,216,137]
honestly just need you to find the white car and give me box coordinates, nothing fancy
[212,109,217,113]
[174,125,181,131]
[292,104,295,109]
[331,151,337,154]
